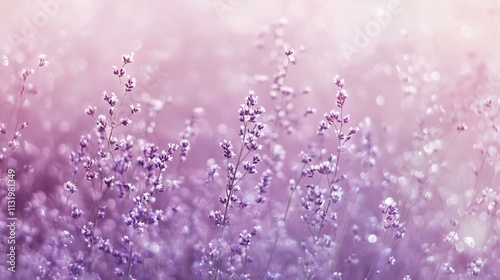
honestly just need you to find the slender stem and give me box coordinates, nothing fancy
[242,245,249,274]
[432,152,487,280]
[63,193,73,216]
[330,188,359,267]
[107,62,128,147]
[215,122,251,280]
[221,123,249,226]
[272,56,291,129]
[12,83,26,140]
[127,243,134,279]
[264,164,306,272]
[437,131,460,165]
[315,108,343,241]
[365,255,380,279]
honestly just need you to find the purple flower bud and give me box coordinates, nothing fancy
[122,52,134,64]
[131,103,141,113]
[208,210,224,226]
[333,75,344,88]
[64,181,78,194]
[85,105,96,116]
[103,91,118,106]
[457,123,467,132]
[317,120,330,135]
[71,204,83,218]
[21,68,34,81]
[38,54,48,67]
[125,76,136,92]
[120,117,132,126]
[220,139,235,159]
[246,92,258,106]
[113,66,126,77]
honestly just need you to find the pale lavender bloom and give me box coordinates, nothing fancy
[122,51,134,64]
[38,54,49,67]
[64,181,78,194]
[220,139,235,159]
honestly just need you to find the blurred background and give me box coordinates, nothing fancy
[1,0,499,190]
[0,0,500,277]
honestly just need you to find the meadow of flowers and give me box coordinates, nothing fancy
[0,1,499,279]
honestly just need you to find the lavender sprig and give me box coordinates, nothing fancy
[210,91,266,280]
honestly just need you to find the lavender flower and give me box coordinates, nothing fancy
[220,139,236,159]
[64,181,78,194]
[255,169,272,203]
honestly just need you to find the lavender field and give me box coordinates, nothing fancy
[1,1,499,279]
